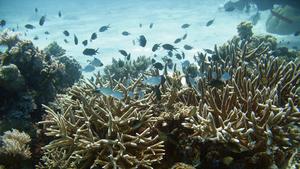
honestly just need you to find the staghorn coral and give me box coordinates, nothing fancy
[37,78,165,169]
[0,129,31,168]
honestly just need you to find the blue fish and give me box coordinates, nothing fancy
[142,76,161,86]
[95,87,124,100]
[221,72,231,81]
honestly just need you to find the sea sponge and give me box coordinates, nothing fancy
[0,64,25,91]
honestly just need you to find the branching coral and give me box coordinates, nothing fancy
[38,79,164,169]
[0,129,31,168]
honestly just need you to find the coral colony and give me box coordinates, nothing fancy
[0,21,300,168]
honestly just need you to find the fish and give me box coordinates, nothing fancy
[225,5,235,12]
[83,48,99,56]
[152,43,161,52]
[122,31,130,36]
[89,57,103,67]
[221,72,231,81]
[204,48,214,54]
[212,72,217,79]
[206,19,215,27]
[208,79,225,88]
[149,23,154,29]
[182,51,185,59]
[126,53,131,60]
[35,8,38,13]
[82,40,88,46]
[132,40,136,46]
[181,24,190,29]
[119,49,128,56]
[139,23,142,28]
[162,44,177,51]
[33,36,39,40]
[63,30,70,36]
[90,32,97,41]
[175,53,182,60]
[151,58,156,63]
[118,60,124,67]
[64,39,69,43]
[39,15,46,26]
[142,76,162,86]
[249,12,260,25]
[270,9,293,24]
[58,11,62,18]
[294,31,300,36]
[166,58,173,69]
[182,33,187,40]
[168,51,173,57]
[82,64,95,72]
[153,62,164,70]
[44,31,50,35]
[25,24,35,29]
[174,38,182,44]
[181,60,190,69]
[0,20,6,27]
[95,87,124,100]
[99,24,110,32]
[138,35,147,47]
[184,45,193,50]
[74,34,78,45]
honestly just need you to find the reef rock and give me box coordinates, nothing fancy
[266,5,300,35]
[0,64,24,91]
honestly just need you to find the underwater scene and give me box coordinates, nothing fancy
[0,0,300,168]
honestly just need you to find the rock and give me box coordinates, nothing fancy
[266,5,300,35]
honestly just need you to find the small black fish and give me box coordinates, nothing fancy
[294,31,300,36]
[119,49,128,56]
[182,51,185,59]
[153,62,164,70]
[64,39,69,43]
[151,58,156,63]
[126,53,131,60]
[44,31,50,35]
[35,8,38,13]
[184,45,193,50]
[175,53,182,60]
[63,30,70,36]
[99,25,110,32]
[166,58,173,69]
[162,44,177,51]
[90,32,97,41]
[174,38,181,44]
[204,48,214,54]
[132,40,136,46]
[74,34,78,45]
[122,31,130,36]
[138,35,147,47]
[33,36,39,40]
[225,6,235,12]
[152,43,161,52]
[39,15,46,26]
[58,11,62,18]
[25,24,35,29]
[182,33,187,40]
[0,20,6,27]
[149,23,154,29]
[168,51,173,57]
[83,48,99,56]
[139,23,142,28]
[82,40,88,46]
[181,24,190,29]
[206,19,215,27]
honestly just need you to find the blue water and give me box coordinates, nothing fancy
[0,0,298,78]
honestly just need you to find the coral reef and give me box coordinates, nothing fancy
[103,55,151,81]
[0,129,31,169]
[37,22,300,169]
[0,29,81,134]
